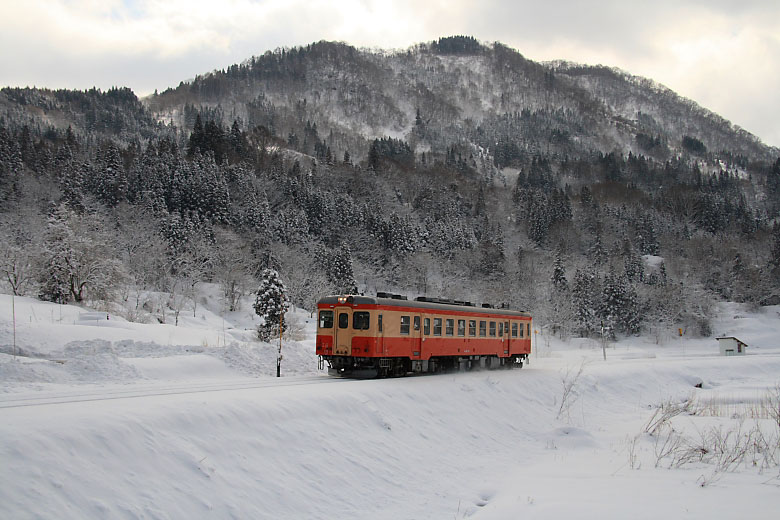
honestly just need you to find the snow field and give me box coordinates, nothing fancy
[1,292,780,518]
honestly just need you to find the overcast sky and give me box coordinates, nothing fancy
[2,0,778,148]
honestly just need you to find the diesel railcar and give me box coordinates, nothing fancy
[316,293,532,377]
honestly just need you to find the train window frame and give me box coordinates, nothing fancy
[338,313,349,329]
[413,316,421,332]
[424,318,430,335]
[319,310,334,329]
[433,318,442,336]
[479,320,486,337]
[400,315,410,335]
[353,311,370,330]
[445,319,454,336]
[457,319,466,337]
[512,322,518,338]
[489,322,497,337]
[469,320,476,337]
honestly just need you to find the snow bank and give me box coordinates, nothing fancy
[2,291,780,518]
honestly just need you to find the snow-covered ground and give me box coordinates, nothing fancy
[1,291,779,519]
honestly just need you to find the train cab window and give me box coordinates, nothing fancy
[512,322,518,338]
[319,310,334,329]
[469,320,476,337]
[338,313,349,329]
[424,318,431,335]
[433,318,442,336]
[479,321,486,337]
[489,322,497,337]
[498,322,504,337]
[353,312,370,330]
[457,320,466,337]
[414,316,421,331]
[445,319,454,336]
[379,314,383,333]
[400,316,410,335]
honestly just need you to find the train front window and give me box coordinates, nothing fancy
[469,320,476,337]
[424,318,430,335]
[433,318,442,336]
[400,316,410,335]
[414,316,421,331]
[338,313,349,329]
[457,320,466,337]
[319,310,333,329]
[445,319,454,336]
[489,322,497,337]
[353,312,370,330]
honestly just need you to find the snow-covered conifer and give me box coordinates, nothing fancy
[254,268,290,341]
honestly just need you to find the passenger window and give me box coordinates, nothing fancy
[445,319,454,336]
[424,318,430,335]
[479,321,486,337]
[319,310,334,329]
[489,322,496,337]
[527,323,531,337]
[457,320,466,337]
[339,313,349,329]
[469,320,476,337]
[433,318,442,336]
[400,316,410,335]
[352,312,370,330]
[414,316,421,331]
[379,314,383,332]
[512,323,518,338]
[498,322,504,337]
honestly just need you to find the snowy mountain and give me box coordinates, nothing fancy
[2,36,780,517]
[1,35,780,340]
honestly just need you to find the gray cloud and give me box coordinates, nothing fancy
[1,0,778,148]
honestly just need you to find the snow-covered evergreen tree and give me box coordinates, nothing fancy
[572,269,598,336]
[551,249,568,292]
[254,268,290,341]
[599,271,641,338]
[330,246,358,294]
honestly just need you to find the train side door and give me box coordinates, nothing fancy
[411,314,422,357]
[334,307,352,356]
[504,320,511,354]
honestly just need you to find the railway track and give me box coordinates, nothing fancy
[0,375,346,409]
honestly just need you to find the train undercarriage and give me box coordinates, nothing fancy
[319,354,527,379]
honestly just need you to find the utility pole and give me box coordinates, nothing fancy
[601,320,607,361]
[12,293,17,360]
[534,328,538,359]
[277,312,283,377]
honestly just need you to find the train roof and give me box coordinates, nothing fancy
[316,295,531,318]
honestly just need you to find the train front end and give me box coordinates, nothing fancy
[316,295,381,377]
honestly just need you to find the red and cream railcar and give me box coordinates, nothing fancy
[316,294,532,377]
